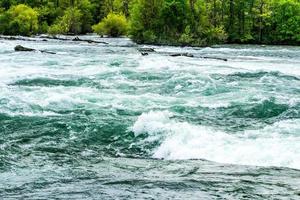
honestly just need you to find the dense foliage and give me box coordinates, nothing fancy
[0,4,38,36]
[0,0,300,45]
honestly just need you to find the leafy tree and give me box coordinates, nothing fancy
[129,0,163,43]
[271,0,300,43]
[0,4,38,36]
[77,0,94,33]
[48,7,82,34]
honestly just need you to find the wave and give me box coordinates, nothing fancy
[9,77,103,89]
[224,71,300,81]
[130,111,300,169]
[224,98,290,119]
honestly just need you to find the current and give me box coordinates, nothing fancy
[0,35,300,199]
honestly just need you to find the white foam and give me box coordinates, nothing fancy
[131,111,300,169]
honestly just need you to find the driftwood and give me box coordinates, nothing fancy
[201,56,228,61]
[0,36,47,42]
[169,52,227,61]
[38,35,69,41]
[172,53,227,61]
[137,47,227,61]
[0,35,109,44]
[38,35,108,44]
[14,45,56,54]
[72,36,108,44]
[170,53,194,57]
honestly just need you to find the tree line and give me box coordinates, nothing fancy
[0,0,300,46]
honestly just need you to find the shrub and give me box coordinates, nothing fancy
[204,26,228,45]
[0,4,39,36]
[92,12,128,37]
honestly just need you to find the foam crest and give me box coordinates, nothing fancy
[131,110,174,137]
[132,111,300,169]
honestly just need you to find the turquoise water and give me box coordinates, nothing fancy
[0,36,300,199]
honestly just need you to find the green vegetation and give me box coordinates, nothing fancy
[48,7,82,35]
[93,12,128,37]
[0,4,38,36]
[0,0,300,45]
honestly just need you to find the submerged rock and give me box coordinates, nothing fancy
[14,45,56,54]
[138,47,155,52]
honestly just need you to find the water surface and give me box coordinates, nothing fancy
[0,36,300,199]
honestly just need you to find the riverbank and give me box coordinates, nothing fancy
[1,34,300,49]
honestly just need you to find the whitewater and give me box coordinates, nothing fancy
[0,36,299,199]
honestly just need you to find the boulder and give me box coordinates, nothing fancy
[14,45,35,52]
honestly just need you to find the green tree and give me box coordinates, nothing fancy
[48,7,82,34]
[271,0,300,43]
[77,0,94,33]
[129,0,163,43]
[0,4,39,36]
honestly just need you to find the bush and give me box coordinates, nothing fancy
[92,12,128,37]
[48,7,82,35]
[0,4,39,36]
[204,26,228,45]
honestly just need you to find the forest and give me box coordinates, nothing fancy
[0,0,300,46]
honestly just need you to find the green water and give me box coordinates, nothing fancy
[0,36,300,199]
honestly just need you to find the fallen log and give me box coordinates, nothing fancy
[173,53,227,61]
[14,45,56,54]
[38,35,69,41]
[38,35,108,44]
[72,36,108,44]
[170,53,194,57]
[201,56,228,61]
[0,36,47,42]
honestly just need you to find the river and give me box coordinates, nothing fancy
[0,36,299,199]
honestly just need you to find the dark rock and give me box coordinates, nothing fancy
[14,45,56,54]
[14,45,35,52]
[72,36,81,41]
[141,52,149,56]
